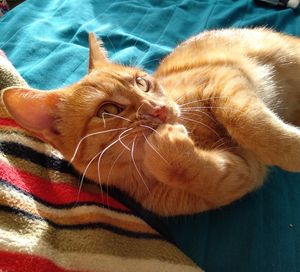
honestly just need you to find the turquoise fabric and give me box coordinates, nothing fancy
[1,1,300,271]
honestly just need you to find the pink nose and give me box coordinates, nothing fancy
[151,106,168,122]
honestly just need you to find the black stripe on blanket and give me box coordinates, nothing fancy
[0,140,172,239]
[0,141,78,176]
[0,179,132,214]
[0,204,164,240]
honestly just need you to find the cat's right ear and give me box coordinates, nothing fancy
[88,32,109,72]
[1,87,63,149]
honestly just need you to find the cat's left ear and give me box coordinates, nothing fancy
[88,32,109,72]
[1,87,62,148]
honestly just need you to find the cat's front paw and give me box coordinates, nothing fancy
[146,123,193,153]
[143,124,195,186]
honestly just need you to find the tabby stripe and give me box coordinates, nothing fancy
[0,251,82,272]
[0,160,129,211]
[0,182,157,234]
[0,221,196,269]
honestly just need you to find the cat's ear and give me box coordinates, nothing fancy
[1,87,62,147]
[88,32,109,72]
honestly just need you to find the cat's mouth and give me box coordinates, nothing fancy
[133,120,160,133]
[133,116,178,137]
[128,101,180,138]
[136,103,179,126]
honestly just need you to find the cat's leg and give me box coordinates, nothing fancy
[212,81,300,172]
[143,124,266,209]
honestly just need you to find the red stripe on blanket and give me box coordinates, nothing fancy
[0,118,20,128]
[0,251,83,272]
[0,161,130,212]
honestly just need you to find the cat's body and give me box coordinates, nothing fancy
[157,28,300,123]
[2,28,300,215]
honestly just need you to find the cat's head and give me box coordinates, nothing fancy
[1,33,180,186]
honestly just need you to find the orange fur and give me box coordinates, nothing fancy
[2,28,300,216]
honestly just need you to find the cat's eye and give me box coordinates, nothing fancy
[136,77,150,92]
[97,103,123,118]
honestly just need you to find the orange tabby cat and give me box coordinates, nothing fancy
[2,28,300,215]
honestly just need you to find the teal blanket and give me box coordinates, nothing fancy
[0,1,300,271]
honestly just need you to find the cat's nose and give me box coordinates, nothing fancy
[150,106,168,122]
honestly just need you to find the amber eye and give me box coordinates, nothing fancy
[97,103,123,118]
[136,77,150,92]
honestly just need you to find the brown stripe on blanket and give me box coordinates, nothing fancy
[0,209,197,267]
[0,126,45,144]
[0,182,158,234]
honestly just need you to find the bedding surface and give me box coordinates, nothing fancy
[0,0,300,271]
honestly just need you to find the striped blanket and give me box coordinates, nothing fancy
[0,52,202,271]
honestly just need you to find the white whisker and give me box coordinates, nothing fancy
[118,128,133,151]
[76,150,103,203]
[143,133,169,165]
[213,140,229,150]
[70,127,127,163]
[211,137,228,149]
[179,96,230,107]
[105,148,126,208]
[102,113,107,128]
[107,149,126,185]
[175,88,199,103]
[175,81,209,103]
[136,102,145,119]
[218,146,240,153]
[181,106,244,114]
[139,124,162,137]
[179,116,221,138]
[97,129,134,192]
[96,137,125,195]
[102,112,132,122]
[131,136,149,192]
[181,110,217,124]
